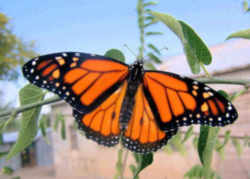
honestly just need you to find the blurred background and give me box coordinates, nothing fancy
[0,0,250,178]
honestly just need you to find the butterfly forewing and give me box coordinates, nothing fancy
[143,71,238,131]
[22,52,129,113]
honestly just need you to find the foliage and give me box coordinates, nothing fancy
[137,0,165,69]
[6,84,45,160]
[104,49,126,62]
[130,153,153,179]
[54,113,66,140]
[226,29,250,40]
[243,0,250,12]
[149,11,212,74]
[0,12,36,81]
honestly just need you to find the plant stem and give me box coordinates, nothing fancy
[199,78,250,88]
[120,150,129,179]
[137,0,145,59]
[0,96,61,119]
[200,63,211,78]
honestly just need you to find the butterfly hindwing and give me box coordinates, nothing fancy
[22,52,129,113]
[73,81,128,147]
[122,85,177,153]
[143,71,238,131]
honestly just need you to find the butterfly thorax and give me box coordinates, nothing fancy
[119,60,144,130]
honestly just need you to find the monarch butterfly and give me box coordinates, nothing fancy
[22,52,238,153]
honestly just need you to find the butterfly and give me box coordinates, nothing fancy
[22,52,238,153]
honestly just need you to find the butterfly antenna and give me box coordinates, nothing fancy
[123,44,137,58]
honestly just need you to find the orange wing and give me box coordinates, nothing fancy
[122,85,177,153]
[143,71,238,131]
[73,81,127,146]
[23,52,129,113]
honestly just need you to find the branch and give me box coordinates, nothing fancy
[198,77,250,88]
[0,96,61,119]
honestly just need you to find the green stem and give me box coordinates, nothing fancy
[121,150,129,179]
[0,95,61,119]
[200,63,211,78]
[137,0,145,59]
[199,78,250,88]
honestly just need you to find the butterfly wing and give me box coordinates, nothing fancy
[143,71,238,131]
[73,81,128,146]
[23,52,129,113]
[122,84,177,153]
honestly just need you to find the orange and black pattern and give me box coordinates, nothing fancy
[23,52,129,113]
[122,85,177,153]
[22,52,238,154]
[73,82,128,146]
[143,71,238,131]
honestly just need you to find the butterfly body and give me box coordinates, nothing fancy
[23,52,238,153]
[120,60,144,130]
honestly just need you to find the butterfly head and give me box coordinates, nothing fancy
[128,60,144,82]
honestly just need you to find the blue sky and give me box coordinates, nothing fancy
[1,0,250,104]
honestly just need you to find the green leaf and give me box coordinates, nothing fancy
[145,15,154,21]
[0,120,6,133]
[54,113,62,131]
[60,117,66,140]
[216,130,231,151]
[182,126,193,143]
[243,135,250,147]
[0,151,8,159]
[143,1,158,7]
[192,136,199,149]
[146,32,163,36]
[104,49,126,62]
[217,90,229,99]
[243,0,250,12]
[147,43,161,55]
[39,115,48,137]
[232,138,243,156]
[144,18,159,28]
[149,11,184,39]
[226,29,250,40]
[1,166,14,175]
[179,21,212,66]
[114,148,123,179]
[198,126,219,166]
[230,88,247,101]
[54,113,66,140]
[147,52,162,64]
[170,132,186,155]
[12,176,21,179]
[150,11,212,74]
[163,144,174,154]
[133,153,153,179]
[6,84,45,160]
[129,164,138,179]
[184,164,203,178]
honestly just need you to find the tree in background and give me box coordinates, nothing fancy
[0,12,36,81]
